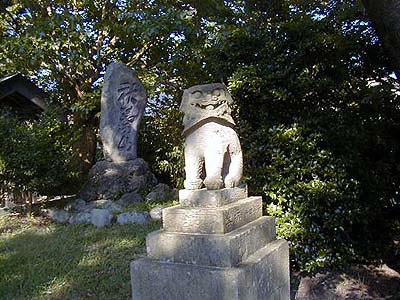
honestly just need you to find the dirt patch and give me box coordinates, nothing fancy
[292,263,400,300]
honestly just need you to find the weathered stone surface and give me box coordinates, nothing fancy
[131,239,290,300]
[117,210,150,225]
[0,208,8,217]
[149,206,168,221]
[145,183,173,202]
[93,199,122,212]
[180,83,243,190]
[91,209,113,227]
[100,62,147,162]
[79,158,156,201]
[241,239,290,300]
[180,83,235,137]
[46,208,69,224]
[145,191,164,202]
[163,196,262,234]
[179,184,248,207]
[69,212,91,224]
[147,216,276,267]
[65,199,87,211]
[116,192,144,208]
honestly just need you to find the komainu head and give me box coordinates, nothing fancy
[180,83,235,134]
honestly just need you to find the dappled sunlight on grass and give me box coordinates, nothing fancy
[39,277,72,299]
[0,216,161,300]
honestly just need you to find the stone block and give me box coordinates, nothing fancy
[69,212,91,224]
[240,239,290,300]
[93,199,122,212]
[179,184,248,207]
[0,208,8,217]
[117,210,150,225]
[46,208,69,224]
[147,216,276,267]
[131,239,290,300]
[90,208,112,227]
[149,206,168,220]
[116,192,144,208]
[163,196,262,234]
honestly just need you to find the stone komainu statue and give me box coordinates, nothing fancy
[180,83,243,190]
[100,62,147,162]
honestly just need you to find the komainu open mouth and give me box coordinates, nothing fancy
[194,100,225,111]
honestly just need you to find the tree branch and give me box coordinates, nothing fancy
[126,41,154,67]
[362,0,400,79]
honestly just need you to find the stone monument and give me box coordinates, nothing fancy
[79,62,156,202]
[130,83,290,299]
[100,61,147,162]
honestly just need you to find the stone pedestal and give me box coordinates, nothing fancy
[130,185,290,300]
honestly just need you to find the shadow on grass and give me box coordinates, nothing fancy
[0,218,161,300]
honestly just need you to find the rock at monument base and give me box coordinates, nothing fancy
[131,239,290,300]
[79,158,156,202]
[64,199,83,212]
[116,192,144,208]
[149,206,168,220]
[93,199,122,211]
[45,208,70,224]
[91,209,113,227]
[69,212,91,224]
[145,183,178,203]
[0,208,9,217]
[116,210,150,225]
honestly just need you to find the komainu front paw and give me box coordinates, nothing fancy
[224,179,235,188]
[204,177,224,190]
[224,176,240,188]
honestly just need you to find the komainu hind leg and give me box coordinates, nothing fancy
[183,142,204,190]
[224,144,243,188]
[204,142,225,190]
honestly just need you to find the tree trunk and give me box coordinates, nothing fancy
[361,0,400,78]
[72,126,97,172]
[72,112,97,173]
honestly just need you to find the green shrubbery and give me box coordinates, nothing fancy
[0,109,81,196]
[243,124,359,270]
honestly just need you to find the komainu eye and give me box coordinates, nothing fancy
[212,89,221,96]
[192,91,202,98]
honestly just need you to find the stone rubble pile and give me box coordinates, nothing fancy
[42,183,177,228]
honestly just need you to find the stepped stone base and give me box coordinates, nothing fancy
[163,196,262,234]
[131,187,290,299]
[147,216,276,267]
[179,184,248,207]
[131,239,290,300]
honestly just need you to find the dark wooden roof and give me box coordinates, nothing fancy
[0,73,47,119]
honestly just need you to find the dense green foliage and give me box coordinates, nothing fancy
[0,110,80,195]
[1,0,399,271]
[225,1,400,270]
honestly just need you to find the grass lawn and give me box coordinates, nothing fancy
[2,215,399,300]
[0,216,161,300]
